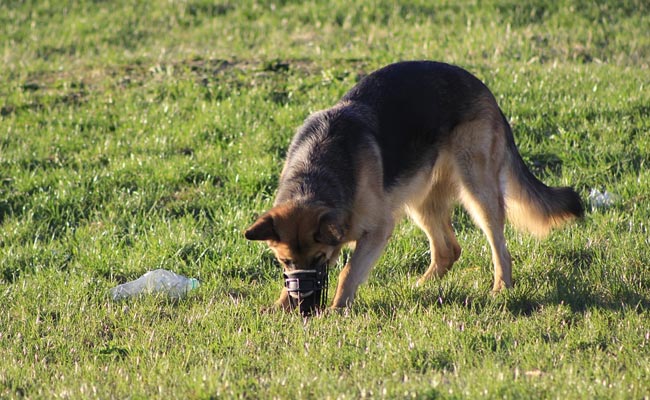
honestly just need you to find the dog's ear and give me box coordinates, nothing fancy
[314,210,346,246]
[245,213,279,242]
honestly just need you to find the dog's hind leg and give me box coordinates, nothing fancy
[459,182,512,291]
[453,119,513,292]
[407,179,461,286]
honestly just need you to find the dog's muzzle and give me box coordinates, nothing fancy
[283,265,328,315]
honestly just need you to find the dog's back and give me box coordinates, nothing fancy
[342,61,493,188]
[340,61,583,237]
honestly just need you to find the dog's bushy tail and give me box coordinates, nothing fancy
[501,113,584,237]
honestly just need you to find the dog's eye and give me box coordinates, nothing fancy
[280,258,293,267]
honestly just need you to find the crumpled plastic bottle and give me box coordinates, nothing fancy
[588,188,617,210]
[110,269,200,301]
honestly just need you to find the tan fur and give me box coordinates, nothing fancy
[504,175,576,237]
[245,203,344,309]
[246,78,582,310]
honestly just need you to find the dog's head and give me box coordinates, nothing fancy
[244,203,346,271]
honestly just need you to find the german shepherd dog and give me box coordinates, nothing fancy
[246,61,583,310]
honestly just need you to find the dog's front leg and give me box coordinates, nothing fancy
[331,221,394,308]
[274,288,292,311]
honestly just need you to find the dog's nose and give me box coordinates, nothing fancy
[283,268,329,316]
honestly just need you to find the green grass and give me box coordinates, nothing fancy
[1,0,649,398]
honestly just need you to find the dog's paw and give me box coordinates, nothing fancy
[326,305,350,317]
[491,279,514,294]
[260,305,280,314]
[260,301,293,314]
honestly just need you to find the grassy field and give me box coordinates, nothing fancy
[1,0,649,398]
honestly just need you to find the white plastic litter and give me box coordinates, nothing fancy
[110,269,200,301]
[588,189,617,209]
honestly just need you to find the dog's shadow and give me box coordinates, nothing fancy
[540,247,650,314]
[362,246,650,317]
